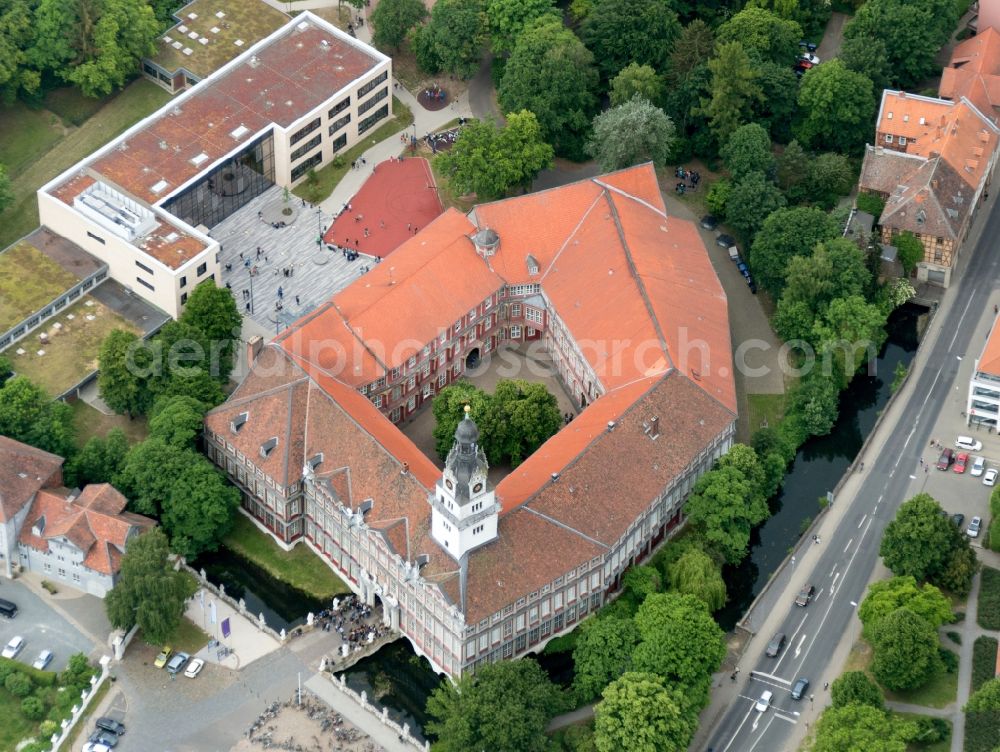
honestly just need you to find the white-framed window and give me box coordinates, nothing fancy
[453,362,461,375]
[373,394,383,408]
[511,303,522,317]
[407,396,416,411]
[423,382,432,398]
[407,356,417,369]
[527,327,536,336]
[484,296,492,310]
[390,367,400,380]
[407,376,416,390]
[525,307,542,324]
[438,373,447,387]
[511,325,522,338]
[899,136,907,146]
[885,134,894,144]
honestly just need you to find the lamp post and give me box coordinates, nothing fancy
[316,207,323,247]
[248,267,254,315]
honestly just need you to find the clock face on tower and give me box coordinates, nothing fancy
[472,482,483,493]
[445,479,454,490]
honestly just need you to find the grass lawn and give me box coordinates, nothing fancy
[746,392,788,433]
[892,711,951,752]
[0,689,40,752]
[70,400,149,450]
[2,295,140,397]
[293,97,414,204]
[978,566,1000,630]
[0,105,63,179]
[222,513,350,600]
[41,86,108,128]
[885,665,958,709]
[164,617,211,654]
[0,78,170,251]
[971,635,998,692]
[0,240,81,332]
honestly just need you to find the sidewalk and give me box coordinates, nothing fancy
[185,588,281,670]
[305,673,418,752]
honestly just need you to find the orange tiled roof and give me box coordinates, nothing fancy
[877,91,955,143]
[0,436,63,523]
[942,26,1000,112]
[977,313,1000,377]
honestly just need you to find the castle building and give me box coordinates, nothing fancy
[204,164,736,678]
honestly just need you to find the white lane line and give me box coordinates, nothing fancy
[949,296,976,351]
[829,567,838,578]
[747,715,776,752]
[774,614,809,673]
[721,704,758,752]
[902,422,916,450]
[794,633,806,658]
[843,538,854,553]
[878,494,884,503]
[831,572,840,593]
[749,671,792,686]
[773,711,798,724]
[858,515,867,528]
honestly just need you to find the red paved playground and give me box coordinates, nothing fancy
[323,157,444,258]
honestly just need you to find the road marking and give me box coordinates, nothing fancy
[773,711,798,724]
[949,295,976,351]
[850,601,858,607]
[829,566,838,578]
[878,494,884,503]
[749,671,792,686]
[722,703,757,750]
[843,538,853,553]
[831,572,840,593]
[858,515,866,528]
[747,716,777,751]
[794,634,806,658]
[774,614,809,672]
[902,423,916,450]
[909,474,917,479]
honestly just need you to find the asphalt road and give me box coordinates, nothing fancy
[704,204,1000,752]
[0,579,96,673]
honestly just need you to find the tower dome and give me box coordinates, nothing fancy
[455,405,479,444]
[471,227,500,257]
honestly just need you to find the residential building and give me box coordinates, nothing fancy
[0,437,154,595]
[204,164,737,679]
[859,90,1000,286]
[37,12,391,319]
[940,26,1000,120]
[967,313,1000,427]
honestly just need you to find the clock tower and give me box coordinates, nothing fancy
[430,406,500,559]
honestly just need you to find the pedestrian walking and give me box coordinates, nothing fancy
[295,295,300,305]
[245,302,251,312]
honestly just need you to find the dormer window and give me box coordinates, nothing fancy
[307,453,324,470]
[526,254,539,276]
[647,416,660,439]
[887,112,893,120]
[260,436,278,458]
[230,412,248,433]
[32,515,46,537]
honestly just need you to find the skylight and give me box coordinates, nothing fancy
[191,152,210,166]
[230,125,250,140]
[151,179,169,194]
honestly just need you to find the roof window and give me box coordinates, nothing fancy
[151,179,169,194]
[191,152,209,167]
[230,125,250,140]
[230,412,248,434]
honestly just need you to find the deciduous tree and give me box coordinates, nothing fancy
[806,152,854,209]
[716,6,802,66]
[811,703,913,752]
[178,281,242,382]
[105,528,193,645]
[748,206,838,296]
[751,60,799,143]
[437,110,553,200]
[721,123,773,182]
[485,0,556,55]
[67,428,129,486]
[724,171,786,241]
[148,395,207,450]
[796,60,876,156]
[412,0,487,78]
[161,458,239,558]
[610,63,665,108]
[965,677,1000,712]
[831,670,884,709]
[594,672,695,752]
[498,17,599,160]
[0,376,75,457]
[115,438,191,517]
[665,545,726,612]
[781,239,872,325]
[869,607,944,691]
[785,373,839,438]
[812,294,886,388]
[858,576,953,639]
[581,0,681,80]
[0,0,40,103]
[586,97,676,171]
[840,34,892,93]
[880,493,961,583]
[98,329,152,417]
[572,616,641,702]
[371,0,428,51]
[894,231,925,277]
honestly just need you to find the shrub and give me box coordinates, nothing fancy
[39,720,58,738]
[939,647,959,673]
[706,178,732,216]
[856,191,885,219]
[901,716,950,744]
[965,710,1000,752]
[979,567,1000,630]
[41,580,58,594]
[5,671,33,697]
[972,636,999,692]
[946,630,961,645]
[21,695,46,720]
[0,661,14,683]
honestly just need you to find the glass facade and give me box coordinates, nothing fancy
[163,130,276,229]
[358,104,389,135]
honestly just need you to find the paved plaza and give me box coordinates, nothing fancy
[211,186,377,333]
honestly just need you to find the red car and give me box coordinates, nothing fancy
[954,452,969,473]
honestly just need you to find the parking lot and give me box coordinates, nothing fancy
[0,578,97,673]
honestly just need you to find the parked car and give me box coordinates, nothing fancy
[984,468,998,486]
[791,677,810,701]
[799,40,818,52]
[1,635,24,659]
[955,452,970,473]
[972,456,986,476]
[153,646,172,668]
[795,584,816,607]
[0,598,17,619]
[748,279,758,294]
[951,513,965,528]
[700,215,719,230]
[755,689,773,712]
[166,651,190,675]
[88,729,119,748]
[82,744,112,752]
[737,261,749,276]
[956,436,983,451]
[795,59,814,72]
[95,718,125,736]
[32,649,53,670]
[936,448,954,470]
[765,633,787,657]
[184,657,205,678]
[800,52,821,65]
[968,516,982,538]
[729,246,741,262]
[716,233,736,248]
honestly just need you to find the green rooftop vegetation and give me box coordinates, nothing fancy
[2,297,140,397]
[0,241,80,333]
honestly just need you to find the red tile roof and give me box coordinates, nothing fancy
[0,436,63,523]
[977,312,1000,377]
[941,27,1000,117]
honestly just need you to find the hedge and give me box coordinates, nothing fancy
[0,658,57,687]
[979,567,1000,631]
[972,636,999,692]
[965,710,1000,752]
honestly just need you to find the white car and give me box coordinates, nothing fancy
[755,690,773,712]
[985,468,998,486]
[971,456,986,476]
[32,649,53,670]
[184,657,205,678]
[1,635,24,659]
[800,52,820,65]
[83,744,112,752]
[956,436,983,452]
[967,516,982,538]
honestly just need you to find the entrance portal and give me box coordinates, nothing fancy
[465,348,481,369]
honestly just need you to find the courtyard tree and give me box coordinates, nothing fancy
[148,395,208,450]
[780,239,872,327]
[498,16,600,159]
[586,97,676,172]
[806,153,854,209]
[796,60,876,156]
[880,493,963,584]
[840,34,892,94]
[488,378,563,466]
[411,0,487,78]
[431,382,492,458]
[178,280,243,381]
[716,6,802,67]
[29,0,160,97]
[858,576,953,639]
[894,231,925,277]
[748,206,838,297]
[154,367,226,408]
[665,545,727,612]
[485,0,557,55]
[830,671,884,709]
[724,171,786,241]
[869,607,944,691]
[426,658,565,752]
[0,375,75,458]
[699,41,763,149]
[572,615,641,702]
[160,458,239,558]
[594,672,695,752]
[370,0,428,51]
[811,703,913,752]
[783,372,840,438]
[98,329,152,417]
[105,528,193,645]
[67,428,129,486]
[721,123,774,183]
[436,110,554,200]
[580,0,681,80]
[114,438,192,517]
[609,63,665,108]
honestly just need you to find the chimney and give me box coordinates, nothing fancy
[401,461,409,475]
[247,335,263,366]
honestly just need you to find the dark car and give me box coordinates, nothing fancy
[791,677,810,700]
[737,261,749,275]
[799,40,818,52]
[795,584,816,607]
[936,448,954,470]
[765,632,787,657]
[700,215,719,230]
[89,730,119,748]
[95,718,125,736]
[748,279,758,294]
[716,233,736,248]
[951,513,965,528]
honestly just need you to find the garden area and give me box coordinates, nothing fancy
[222,514,350,602]
[0,241,80,334]
[980,567,1000,630]
[70,400,148,450]
[0,653,98,752]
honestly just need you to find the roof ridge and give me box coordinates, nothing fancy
[205,367,310,413]
[520,506,611,549]
[539,191,606,282]
[328,299,389,374]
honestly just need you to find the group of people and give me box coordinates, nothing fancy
[318,595,392,654]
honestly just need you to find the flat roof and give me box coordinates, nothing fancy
[149,0,289,81]
[44,12,388,269]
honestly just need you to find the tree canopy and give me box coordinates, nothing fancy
[699,41,763,149]
[371,0,428,50]
[609,63,665,108]
[426,658,565,752]
[437,111,553,200]
[498,16,600,160]
[830,671,884,709]
[587,97,676,172]
[858,576,953,639]
[485,0,557,55]
[572,615,640,702]
[965,677,1000,712]
[580,0,681,80]
[665,545,726,612]
[0,375,75,457]
[880,493,968,585]
[716,6,802,66]
[796,60,876,156]
[840,34,892,93]
[148,394,207,450]
[412,0,487,79]
[894,231,925,277]
[748,206,839,297]
[67,428,129,487]
[724,171,786,241]
[869,607,944,691]
[105,528,194,645]
[98,329,151,417]
[721,123,774,182]
[594,672,695,752]
[178,280,242,381]
[810,703,914,752]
